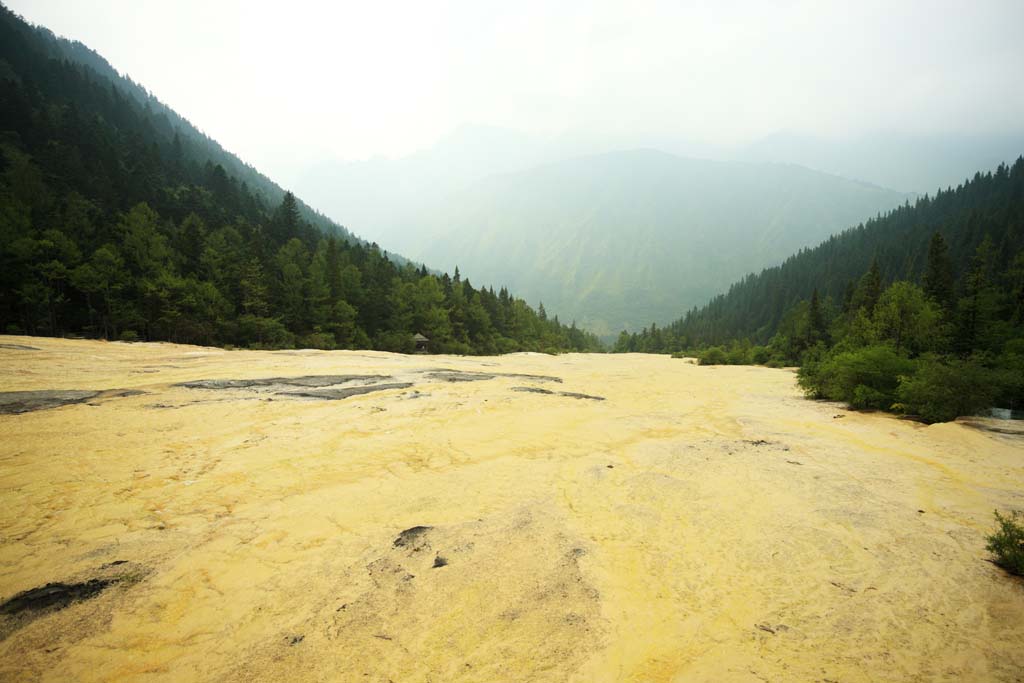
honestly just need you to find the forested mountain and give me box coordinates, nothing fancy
[627,159,1023,351]
[614,158,1024,422]
[408,150,908,336]
[0,4,600,353]
[0,5,358,245]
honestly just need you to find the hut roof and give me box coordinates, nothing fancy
[412,333,430,342]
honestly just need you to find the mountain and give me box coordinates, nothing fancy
[613,157,1024,423]
[404,150,910,336]
[739,131,1024,194]
[0,5,368,247]
[632,157,1024,350]
[294,125,586,249]
[0,4,600,353]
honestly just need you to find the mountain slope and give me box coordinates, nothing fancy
[0,4,600,353]
[652,158,1024,348]
[407,150,909,336]
[0,4,368,247]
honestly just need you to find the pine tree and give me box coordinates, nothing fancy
[853,258,882,314]
[922,232,955,313]
[809,288,827,343]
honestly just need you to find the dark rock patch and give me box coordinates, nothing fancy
[1,579,113,616]
[280,383,414,401]
[393,526,432,549]
[511,386,555,395]
[510,387,605,401]
[0,390,100,414]
[744,439,790,451]
[176,375,391,390]
[102,389,147,398]
[0,561,147,639]
[0,343,40,351]
[1,388,154,414]
[425,371,496,383]
[559,391,605,401]
[426,370,563,384]
[495,372,563,383]
[432,555,448,568]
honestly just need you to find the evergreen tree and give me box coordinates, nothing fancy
[922,232,955,313]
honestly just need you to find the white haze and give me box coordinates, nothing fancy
[8,0,1024,191]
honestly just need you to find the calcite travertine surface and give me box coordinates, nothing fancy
[0,336,1022,682]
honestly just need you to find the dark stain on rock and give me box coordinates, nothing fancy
[432,555,448,568]
[511,386,555,395]
[281,383,414,401]
[510,387,605,401]
[559,391,605,401]
[177,375,392,390]
[426,370,563,384]
[0,343,40,351]
[0,388,150,414]
[425,371,497,383]
[0,390,101,414]
[1,579,114,615]
[393,526,432,549]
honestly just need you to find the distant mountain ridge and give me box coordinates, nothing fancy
[656,157,1024,348]
[403,149,910,336]
[739,131,1024,194]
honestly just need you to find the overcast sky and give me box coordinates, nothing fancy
[8,0,1024,183]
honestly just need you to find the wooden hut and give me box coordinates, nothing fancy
[412,333,430,354]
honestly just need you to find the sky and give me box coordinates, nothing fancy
[7,0,1024,185]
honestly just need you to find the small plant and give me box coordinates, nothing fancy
[986,510,1024,576]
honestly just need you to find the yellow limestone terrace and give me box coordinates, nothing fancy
[0,336,1022,682]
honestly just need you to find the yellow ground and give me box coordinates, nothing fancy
[0,336,1022,682]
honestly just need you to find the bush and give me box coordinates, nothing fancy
[236,315,294,349]
[798,344,916,410]
[118,329,140,342]
[986,510,1024,576]
[698,346,728,365]
[895,356,997,422]
[298,332,337,350]
[750,345,771,365]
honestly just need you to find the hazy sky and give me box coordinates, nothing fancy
[8,0,1024,183]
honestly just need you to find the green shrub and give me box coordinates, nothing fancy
[236,314,294,349]
[895,356,997,422]
[986,510,1024,576]
[298,332,337,350]
[749,345,771,365]
[698,346,728,365]
[374,330,415,353]
[798,344,915,409]
[118,329,140,342]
